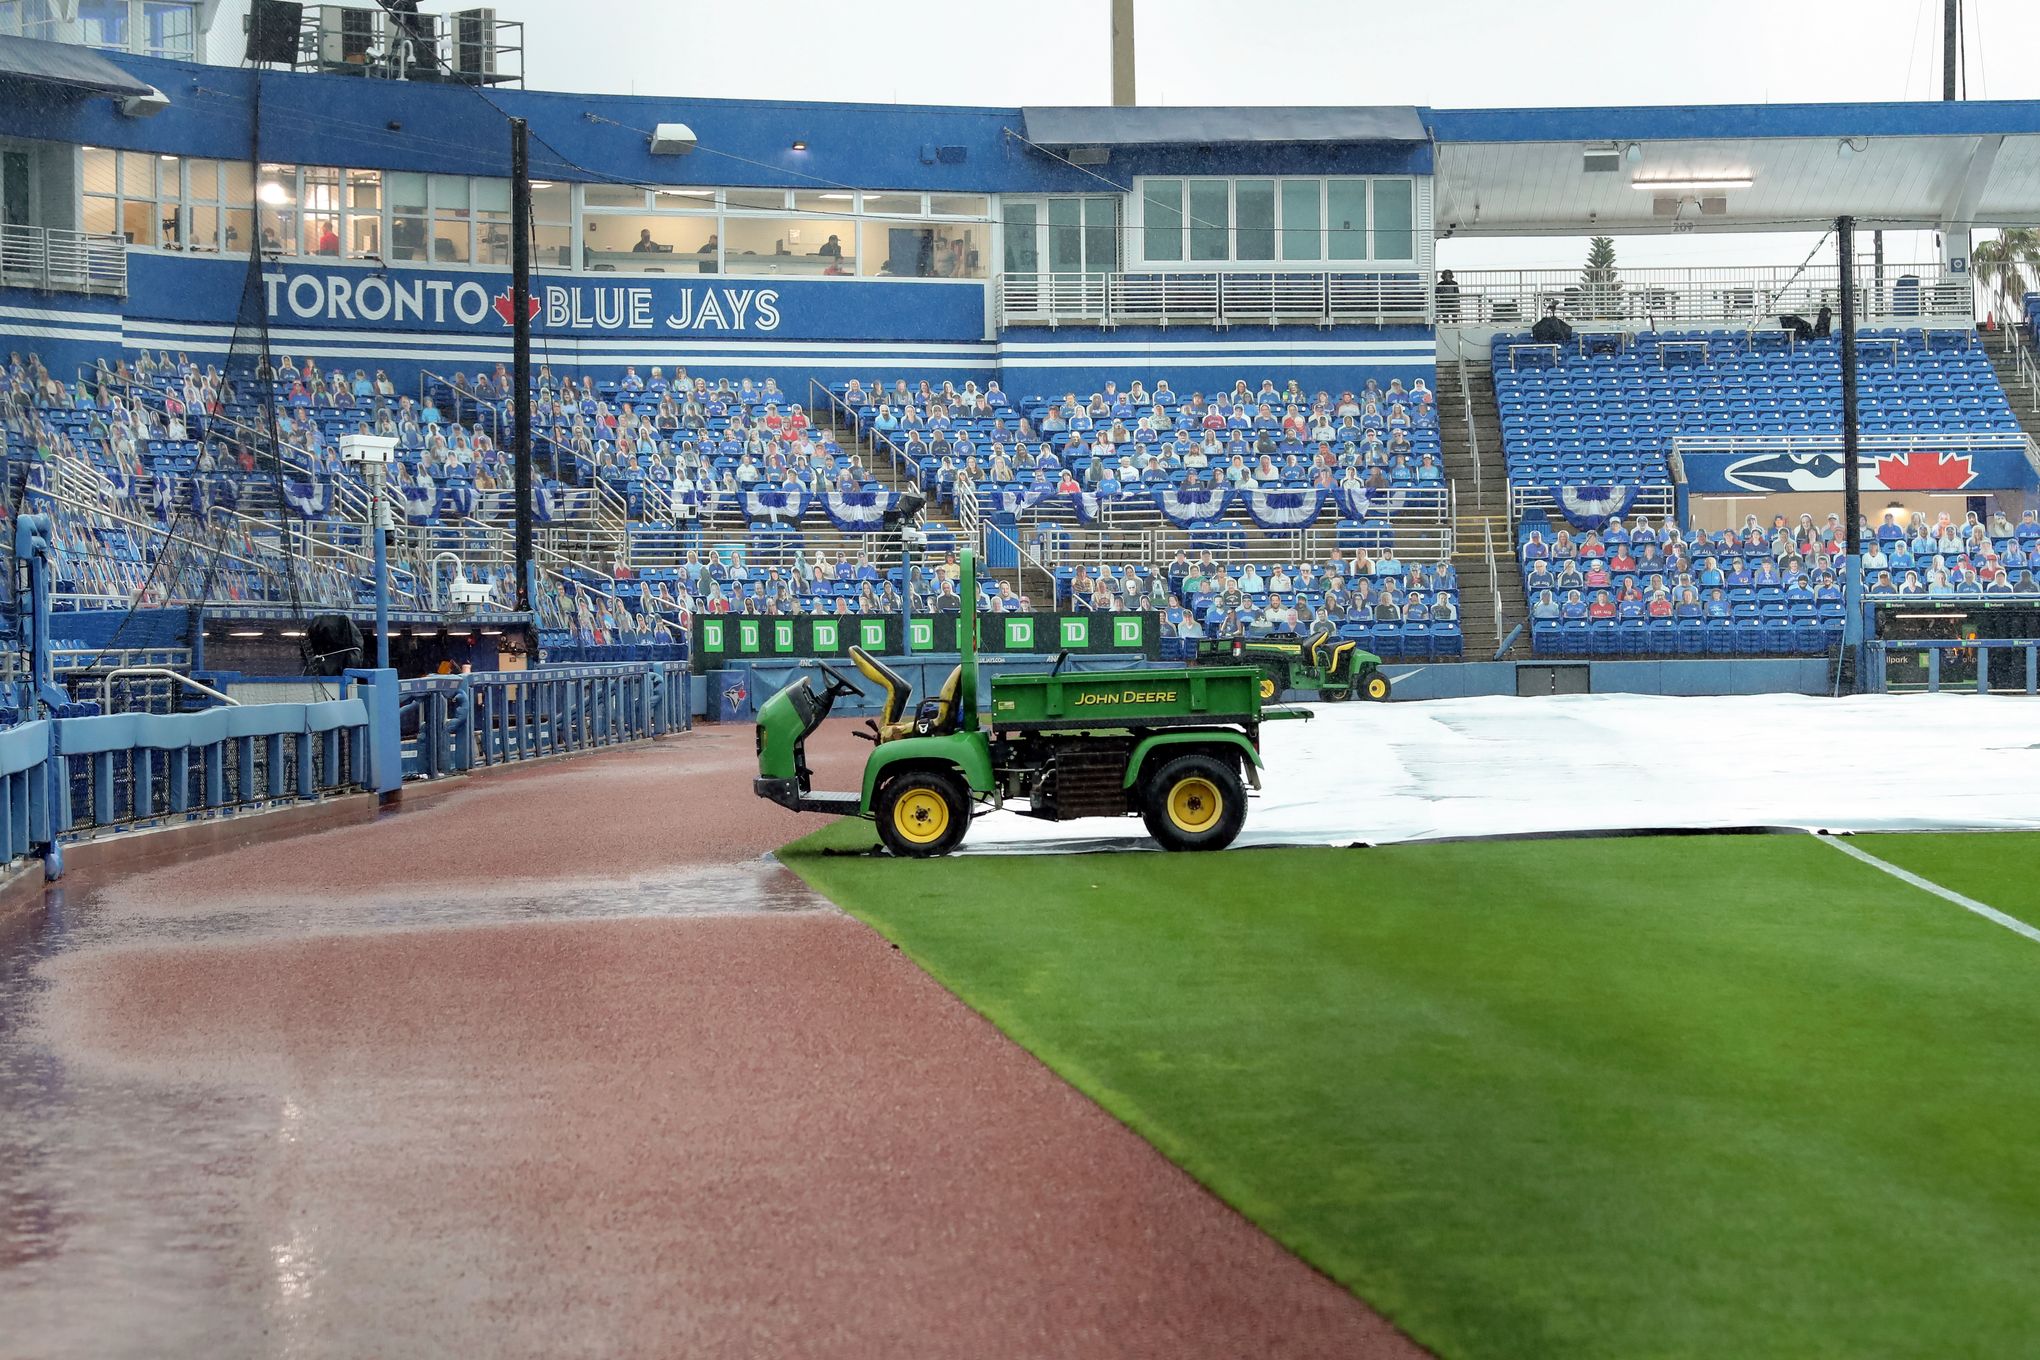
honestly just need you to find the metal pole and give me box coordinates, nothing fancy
[1943,0,1960,101]
[510,117,535,612]
[900,533,913,653]
[1838,216,1864,672]
[372,464,391,670]
[1110,0,1135,107]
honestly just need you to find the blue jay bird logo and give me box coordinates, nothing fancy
[722,680,748,707]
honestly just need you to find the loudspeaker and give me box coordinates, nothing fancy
[245,0,304,63]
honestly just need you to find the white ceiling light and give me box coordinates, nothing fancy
[1837,137,1867,159]
[1630,175,1753,192]
[257,180,291,204]
[1624,142,1643,164]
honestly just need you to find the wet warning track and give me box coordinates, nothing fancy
[0,722,1423,1359]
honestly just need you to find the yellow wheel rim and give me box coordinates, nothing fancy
[1366,676,1389,699]
[893,788,952,845]
[1167,776,1224,834]
[1259,677,1277,700]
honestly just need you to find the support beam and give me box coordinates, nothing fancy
[1110,0,1135,107]
[1943,0,1960,101]
[1837,216,1865,676]
[510,117,534,613]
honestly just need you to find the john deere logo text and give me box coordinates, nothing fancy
[1075,688,1178,706]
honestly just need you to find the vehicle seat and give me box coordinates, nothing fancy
[921,664,966,736]
[849,645,912,736]
[1303,630,1332,669]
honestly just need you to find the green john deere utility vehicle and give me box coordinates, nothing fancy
[1195,632,1392,703]
[753,550,1306,857]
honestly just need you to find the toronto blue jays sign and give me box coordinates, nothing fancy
[125,256,987,346]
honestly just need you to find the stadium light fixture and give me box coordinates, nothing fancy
[1630,175,1753,192]
[790,137,809,152]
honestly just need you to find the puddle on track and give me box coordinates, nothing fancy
[0,855,834,1360]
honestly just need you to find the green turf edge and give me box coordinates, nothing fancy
[775,824,2040,1360]
[776,819,1439,1345]
[1853,831,2040,921]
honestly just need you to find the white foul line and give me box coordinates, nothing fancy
[1817,834,2040,947]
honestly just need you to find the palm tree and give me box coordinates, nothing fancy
[1970,228,2040,327]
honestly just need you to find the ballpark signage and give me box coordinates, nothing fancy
[265,272,781,333]
[694,612,1159,661]
[1684,448,2036,495]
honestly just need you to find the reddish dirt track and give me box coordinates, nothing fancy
[8,723,1426,1359]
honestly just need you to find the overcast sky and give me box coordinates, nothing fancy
[212,0,2040,271]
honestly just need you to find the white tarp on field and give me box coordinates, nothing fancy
[957,693,2040,854]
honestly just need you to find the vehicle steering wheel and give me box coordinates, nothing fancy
[811,661,863,705]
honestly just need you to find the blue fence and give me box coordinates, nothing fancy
[398,662,689,780]
[0,674,397,873]
[0,659,690,879]
[1870,639,2040,694]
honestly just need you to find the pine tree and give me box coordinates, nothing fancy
[1581,235,1622,319]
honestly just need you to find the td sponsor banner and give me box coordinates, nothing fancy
[694,612,1157,661]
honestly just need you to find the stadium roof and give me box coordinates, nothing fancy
[1426,100,2040,236]
[1023,106,1427,147]
[0,33,155,98]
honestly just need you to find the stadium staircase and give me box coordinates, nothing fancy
[1436,347,1524,658]
[1979,324,2040,449]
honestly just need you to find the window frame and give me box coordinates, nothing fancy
[1127,173,1422,270]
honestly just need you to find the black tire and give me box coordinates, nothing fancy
[1361,671,1392,702]
[1258,671,1280,702]
[874,769,971,858]
[1140,753,1247,852]
[1323,687,1352,703]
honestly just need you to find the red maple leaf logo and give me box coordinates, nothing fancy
[491,289,540,326]
[1873,451,1976,491]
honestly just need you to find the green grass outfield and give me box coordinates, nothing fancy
[781,826,2040,1360]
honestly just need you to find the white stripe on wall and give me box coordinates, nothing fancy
[1001,354,1436,369]
[997,338,1435,355]
[123,319,998,358]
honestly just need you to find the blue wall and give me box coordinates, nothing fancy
[2,286,126,385]
[0,53,1426,194]
[10,264,1448,398]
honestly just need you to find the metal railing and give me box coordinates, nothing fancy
[0,224,127,296]
[998,270,1430,328]
[0,693,377,869]
[1026,523,1457,575]
[96,668,239,713]
[1483,518,1504,643]
[398,662,688,781]
[1458,352,1485,508]
[1447,261,1968,330]
[288,3,526,87]
[2010,332,2040,414]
